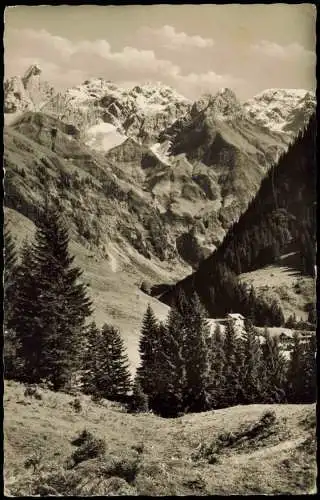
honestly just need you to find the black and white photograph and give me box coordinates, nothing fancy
[3,4,317,496]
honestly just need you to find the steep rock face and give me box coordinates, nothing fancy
[4,64,55,114]
[243,89,315,136]
[41,79,191,147]
[156,88,289,247]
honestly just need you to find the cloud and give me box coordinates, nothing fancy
[251,40,315,62]
[4,28,240,99]
[139,25,214,50]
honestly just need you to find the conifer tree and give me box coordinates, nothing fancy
[8,240,42,382]
[285,332,305,403]
[81,322,101,395]
[3,223,23,380]
[4,221,18,325]
[136,304,160,401]
[300,334,316,403]
[10,204,92,389]
[181,293,211,413]
[129,378,149,413]
[240,319,263,403]
[82,323,131,400]
[153,309,186,417]
[260,330,287,403]
[207,323,226,408]
[221,320,242,407]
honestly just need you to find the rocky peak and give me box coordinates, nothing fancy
[190,88,243,121]
[243,88,316,135]
[4,64,55,114]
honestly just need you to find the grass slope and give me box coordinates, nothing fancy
[240,261,314,321]
[4,381,316,496]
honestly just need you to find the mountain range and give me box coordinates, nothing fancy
[4,65,315,273]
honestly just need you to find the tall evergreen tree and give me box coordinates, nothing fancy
[260,330,287,403]
[3,223,22,380]
[81,322,101,395]
[10,204,92,389]
[207,323,226,408]
[82,323,131,400]
[136,304,160,401]
[240,320,264,403]
[285,332,305,402]
[153,309,186,417]
[300,334,316,403]
[221,320,242,408]
[181,293,211,413]
[4,221,18,320]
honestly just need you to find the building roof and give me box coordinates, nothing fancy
[228,313,245,320]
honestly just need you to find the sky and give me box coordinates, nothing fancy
[4,4,316,101]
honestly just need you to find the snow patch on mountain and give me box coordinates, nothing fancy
[85,121,127,152]
[150,141,173,166]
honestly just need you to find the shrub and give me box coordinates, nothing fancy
[24,451,43,473]
[101,455,142,484]
[260,410,277,427]
[69,397,82,413]
[69,429,106,467]
[129,381,149,413]
[24,384,42,400]
[131,443,144,455]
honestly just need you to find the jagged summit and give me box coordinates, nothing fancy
[243,88,315,135]
[190,87,243,120]
[4,64,55,114]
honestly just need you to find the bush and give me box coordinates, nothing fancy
[129,381,149,413]
[24,384,42,400]
[24,451,43,473]
[260,410,277,427]
[101,455,142,484]
[69,429,106,467]
[69,397,82,413]
[131,443,144,455]
[191,441,220,464]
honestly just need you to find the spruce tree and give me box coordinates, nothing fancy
[153,309,186,417]
[10,204,92,389]
[130,378,149,413]
[81,322,101,395]
[3,223,22,380]
[9,240,43,382]
[221,320,242,408]
[82,323,131,400]
[207,323,226,409]
[136,304,160,401]
[240,320,264,403]
[260,330,287,403]
[181,293,211,413]
[4,221,18,326]
[285,332,305,402]
[300,334,316,403]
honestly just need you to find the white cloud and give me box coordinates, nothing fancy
[140,24,214,50]
[251,40,315,62]
[4,28,239,99]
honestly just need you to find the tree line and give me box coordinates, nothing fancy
[136,296,316,417]
[4,205,316,417]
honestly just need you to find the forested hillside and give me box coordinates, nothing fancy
[161,114,316,323]
[211,113,316,276]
